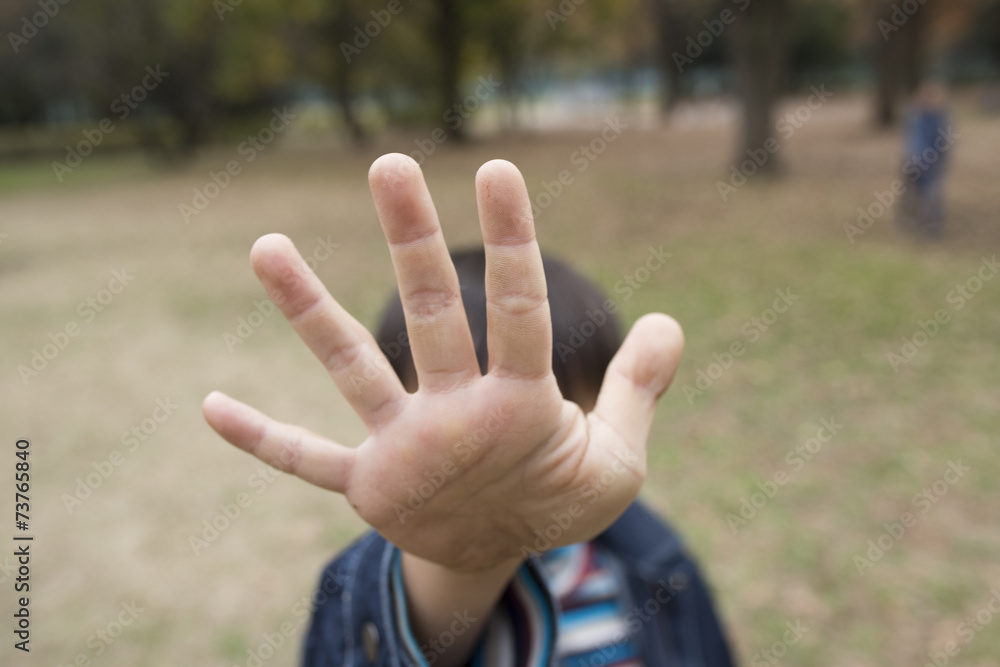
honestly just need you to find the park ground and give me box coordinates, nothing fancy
[1,93,999,666]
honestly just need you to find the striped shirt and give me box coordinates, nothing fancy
[540,542,644,667]
[391,541,645,667]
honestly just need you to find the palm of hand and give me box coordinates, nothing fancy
[203,155,683,573]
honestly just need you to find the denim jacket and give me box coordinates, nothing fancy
[301,501,735,667]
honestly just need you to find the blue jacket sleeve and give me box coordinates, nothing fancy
[301,530,560,667]
[301,530,413,667]
[597,501,735,667]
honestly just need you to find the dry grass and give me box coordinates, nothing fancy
[2,93,999,666]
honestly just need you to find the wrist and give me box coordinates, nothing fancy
[401,550,522,591]
[399,551,522,667]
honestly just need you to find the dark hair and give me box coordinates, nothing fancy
[374,248,622,405]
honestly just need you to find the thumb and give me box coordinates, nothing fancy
[591,313,685,451]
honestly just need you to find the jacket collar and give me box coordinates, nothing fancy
[595,499,686,581]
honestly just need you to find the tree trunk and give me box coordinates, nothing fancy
[647,0,683,115]
[873,0,933,128]
[140,6,222,157]
[730,0,789,175]
[498,54,519,130]
[435,0,465,141]
[328,1,368,146]
[156,55,222,156]
[874,26,899,126]
[660,57,682,115]
[333,62,367,146]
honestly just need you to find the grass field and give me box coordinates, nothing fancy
[2,93,999,666]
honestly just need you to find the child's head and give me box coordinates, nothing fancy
[916,78,949,110]
[375,248,622,412]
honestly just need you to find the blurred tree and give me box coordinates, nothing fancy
[67,1,230,152]
[49,0,319,153]
[533,0,644,91]
[318,0,369,144]
[467,0,533,128]
[787,0,853,85]
[641,0,727,111]
[950,0,1000,69]
[429,0,468,139]
[982,0,1000,67]
[729,0,790,174]
[0,0,85,128]
[645,0,686,114]
[150,3,227,150]
[90,1,240,151]
[7,0,993,155]
[872,0,936,127]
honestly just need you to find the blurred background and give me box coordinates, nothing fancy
[2,0,999,665]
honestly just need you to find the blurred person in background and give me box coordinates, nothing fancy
[898,78,953,239]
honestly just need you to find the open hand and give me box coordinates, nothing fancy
[203,154,684,573]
